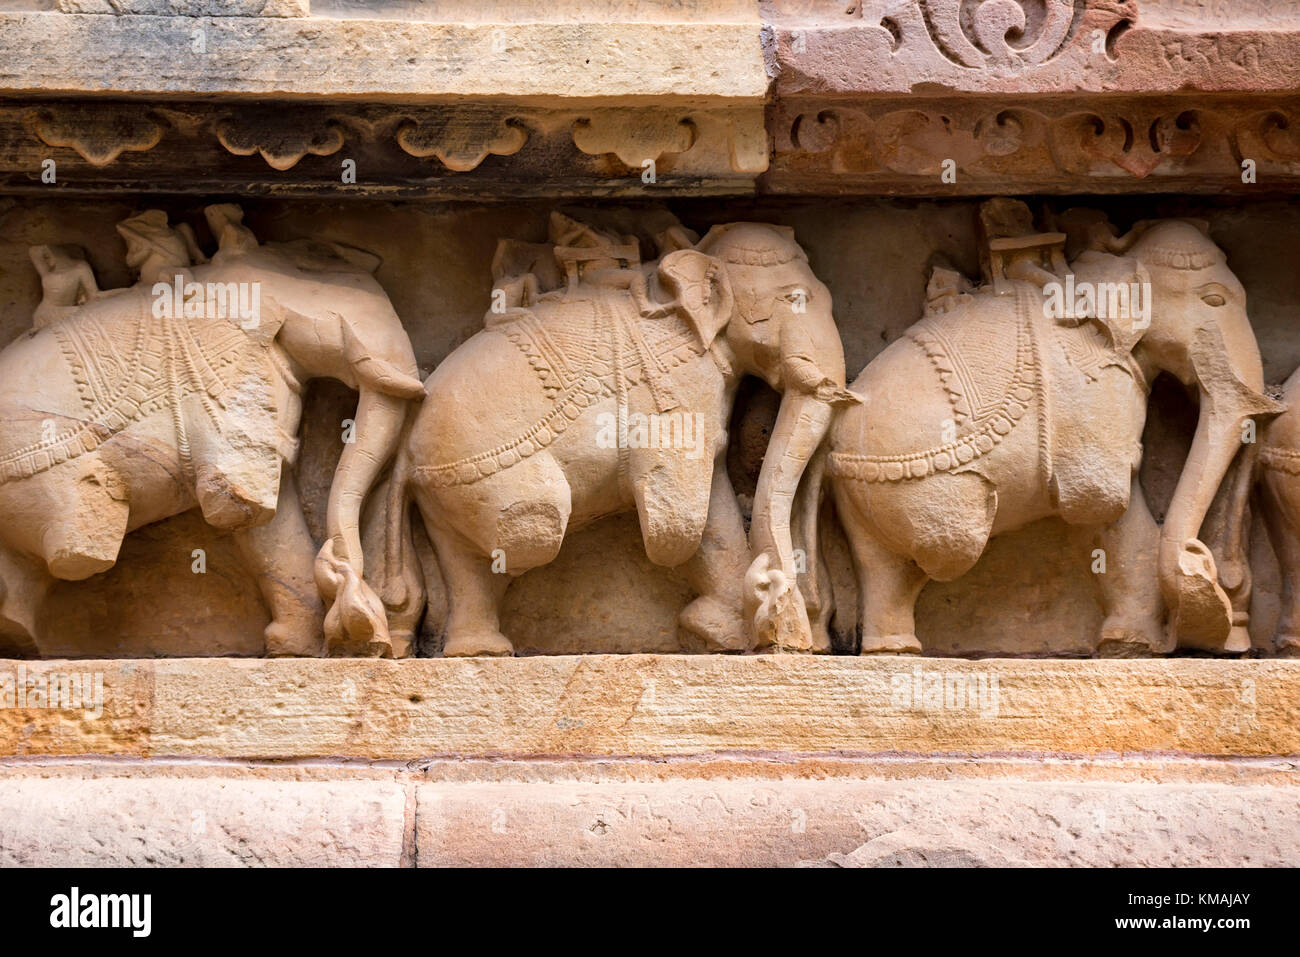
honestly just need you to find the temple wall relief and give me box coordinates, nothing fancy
[4,194,1300,659]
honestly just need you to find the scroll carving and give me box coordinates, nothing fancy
[572,114,696,168]
[215,116,345,170]
[396,115,528,172]
[32,107,165,166]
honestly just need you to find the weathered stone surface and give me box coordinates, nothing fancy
[2,759,1293,866]
[0,775,406,866]
[0,13,768,101]
[415,776,1300,867]
[765,0,1300,97]
[0,656,1295,759]
[56,0,310,15]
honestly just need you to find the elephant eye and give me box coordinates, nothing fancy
[1199,284,1229,307]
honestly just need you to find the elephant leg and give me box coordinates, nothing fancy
[630,443,713,569]
[1091,475,1170,657]
[36,460,130,581]
[837,493,927,655]
[1259,470,1300,657]
[419,502,514,658]
[234,475,325,657]
[677,461,749,652]
[0,542,54,657]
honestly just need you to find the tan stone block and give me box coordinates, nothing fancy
[0,13,768,101]
[1,656,1296,760]
[56,1,310,15]
[0,661,153,757]
[3,758,1294,866]
[414,776,1300,867]
[0,775,406,866]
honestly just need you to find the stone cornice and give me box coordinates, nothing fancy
[765,93,1300,195]
[2,2,1300,195]
[0,99,768,196]
[766,0,1300,97]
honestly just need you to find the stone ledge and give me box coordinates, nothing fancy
[0,13,768,102]
[2,757,1296,866]
[0,656,1293,760]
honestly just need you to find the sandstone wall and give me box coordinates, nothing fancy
[1,0,1299,867]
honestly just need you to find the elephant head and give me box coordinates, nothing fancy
[660,223,858,650]
[1067,217,1284,646]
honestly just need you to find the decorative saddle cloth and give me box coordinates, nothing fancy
[0,290,271,486]
[828,281,1143,485]
[416,287,704,489]
[828,285,1039,483]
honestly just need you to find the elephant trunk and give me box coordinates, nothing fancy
[1159,333,1285,648]
[316,387,411,656]
[746,391,834,651]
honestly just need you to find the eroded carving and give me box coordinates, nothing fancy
[827,198,1283,657]
[32,107,165,167]
[372,211,857,657]
[216,116,345,170]
[0,207,423,659]
[572,114,696,168]
[396,115,528,172]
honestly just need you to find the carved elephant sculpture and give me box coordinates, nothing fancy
[827,206,1282,657]
[0,207,424,658]
[378,213,857,656]
[1248,368,1300,657]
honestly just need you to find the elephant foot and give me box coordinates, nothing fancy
[315,539,393,658]
[443,629,514,657]
[679,595,748,652]
[1176,614,1252,655]
[1276,634,1300,658]
[387,629,415,660]
[810,616,833,654]
[264,619,324,657]
[0,619,40,658]
[1168,540,1234,649]
[1096,615,1166,658]
[1223,618,1253,655]
[859,633,922,655]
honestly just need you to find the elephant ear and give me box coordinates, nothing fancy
[657,249,734,349]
